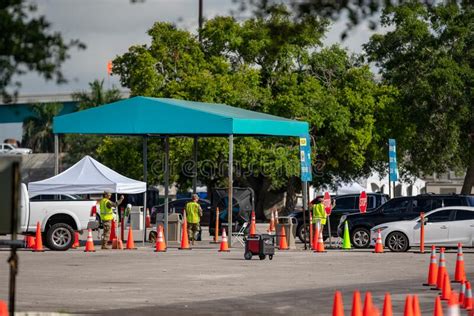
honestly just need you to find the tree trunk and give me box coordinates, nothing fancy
[461,154,474,194]
[284,176,300,215]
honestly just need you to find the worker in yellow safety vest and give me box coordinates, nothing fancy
[312,196,327,233]
[185,194,203,245]
[100,191,124,249]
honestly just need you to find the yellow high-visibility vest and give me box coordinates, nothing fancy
[100,198,113,221]
[312,203,327,225]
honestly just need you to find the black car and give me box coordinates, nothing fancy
[150,198,212,226]
[289,193,389,242]
[339,194,474,248]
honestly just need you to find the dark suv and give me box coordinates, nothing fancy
[339,194,474,248]
[289,193,389,242]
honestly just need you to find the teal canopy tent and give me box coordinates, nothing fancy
[53,96,311,245]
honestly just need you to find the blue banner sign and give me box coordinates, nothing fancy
[299,135,312,182]
[388,138,398,182]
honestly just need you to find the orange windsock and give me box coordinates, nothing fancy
[424,245,438,286]
[155,225,167,252]
[33,222,44,252]
[278,226,289,250]
[84,228,96,252]
[454,243,466,283]
[442,271,452,301]
[218,229,230,252]
[433,296,444,316]
[249,210,256,236]
[125,227,137,250]
[382,292,393,316]
[374,229,384,253]
[333,291,345,316]
[363,292,374,316]
[351,290,362,316]
[412,295,421,316]
[404,295,414,316]
[179,216,191,250]
[436,248,447,290]
[72,231,80,249]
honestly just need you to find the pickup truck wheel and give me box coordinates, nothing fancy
[351,227,370,249]
[46,223,74,251]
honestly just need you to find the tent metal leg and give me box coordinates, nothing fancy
[192,136,198,194]
[54,134,59,175]
[164,136,170,243]
[143,136,148,245]
[302,181,308,250]
[228,134,233,247]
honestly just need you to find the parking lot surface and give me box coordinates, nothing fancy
[0,238,473,315]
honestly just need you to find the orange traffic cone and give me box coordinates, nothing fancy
[112,238,123,250]
[268,210,275,233]
[125,227,137,250]
[433,296,444,316]
[26,235,35,249]
[382,292,393,316]
[459,280,466,305]
[351,290,362,316]
[448,292,460,316]
[33,222,44,252]
[424,245,438,286]
[155,225,167,252]
[249,211,256,236]
[442,271,452,301]
[145,208,151,228]
[333,291,344,316]
[84,228,96,252]
[314,228,326,253]
[309,213,314,249]
[278,226,289,250]
[464,281,473,311]
[454,243,466,283]
[374,229,384,253]
[109,219,118,243]
[312,222,319,251]
[363,292,374,316]
[179,216,191,250]
[412,295,421,316]
[0,299,7,316]
[436,248,447,290]
[72,231,80,249]
[218,228,230,252]
[404,295,414,316]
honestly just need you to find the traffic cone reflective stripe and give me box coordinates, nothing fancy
[84,229,96,252]
[33,222,44,252]
[433,296,444,316]
[351,290,362,316]
[436,248,447,290]
[278,226,289,250]
[448,292,460,316]
[382,292,393,316]
[424,245,438,286]
[145,208,151,228]
[464,281,473,310]
[179,216,191,250]
[454,243,466,283]
[412,295,421,316]
[374,229,384,253]
[404,295,414,316]
[342,221,352,250]
[155,225,167,252]
[125,227,137,250]
[459,281,466,305]
[72,231,80,249]
[363,292,374,316]
[218,229,230,252]
[333,291,344,316]
[249,211,256,236]
[442,271,452,301]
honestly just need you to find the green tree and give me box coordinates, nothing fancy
[23,102,63,153]
[0,0,84,102]
[109,7,395,216]
[64,80,123,163]
[364,2,474,193]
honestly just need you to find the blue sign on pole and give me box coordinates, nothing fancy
[388,138,398,182]
[299,135,312,182]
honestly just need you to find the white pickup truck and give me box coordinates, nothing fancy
[20,184,98,251]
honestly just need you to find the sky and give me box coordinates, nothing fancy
[16,0,381,96]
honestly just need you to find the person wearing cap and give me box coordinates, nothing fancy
[100,191,124,249]
[312,196,327,233]
[185,194,203,245]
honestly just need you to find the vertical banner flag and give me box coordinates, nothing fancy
[299,135,312,182]
[388,139,398,181]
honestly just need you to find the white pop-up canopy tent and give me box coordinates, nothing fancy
[28,155,146,197]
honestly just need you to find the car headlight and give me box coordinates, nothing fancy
[372,226,388,233]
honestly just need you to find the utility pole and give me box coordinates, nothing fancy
[198,0,203,43]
